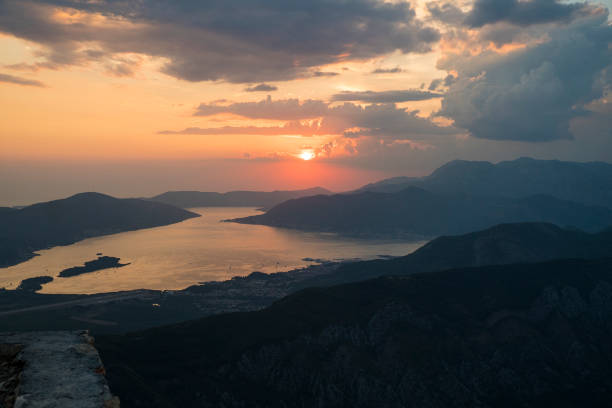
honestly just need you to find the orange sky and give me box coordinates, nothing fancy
[0,3,446,206]
[1,0,610,205]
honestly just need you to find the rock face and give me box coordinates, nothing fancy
[0,344,23,408]
[99,258,612,408]
[0,331,119,408]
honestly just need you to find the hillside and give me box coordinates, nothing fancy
[150,187,331,209]
[0,193,199,267]
[230,187,612,236]
[99,257,612,407]
[298,222,612,288]
[357,158,612,208]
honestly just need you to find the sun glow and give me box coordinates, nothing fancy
[299,150,315,161]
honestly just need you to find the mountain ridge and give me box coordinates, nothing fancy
[150,187,331,209]
[229,187,612,237]
[298,222,612,288]
[355,157,612,208]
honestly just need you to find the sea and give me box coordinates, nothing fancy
[0,207,426,294]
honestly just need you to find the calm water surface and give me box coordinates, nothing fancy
[0,207,426,294]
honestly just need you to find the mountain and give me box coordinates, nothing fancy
[150,187,331,209]
[99,257,612,408]
[357,158,612,208]
[298,222,612,288]
[355,176,417,192]
[229,187,612,236]
[0,192,199,267]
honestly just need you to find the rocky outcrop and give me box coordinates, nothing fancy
[99,258,612,407]
[0,331,119,408]
[0,344,23,408]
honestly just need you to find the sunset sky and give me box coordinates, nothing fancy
[1,0,611,205]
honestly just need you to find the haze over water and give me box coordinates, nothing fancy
[0,207,426,294]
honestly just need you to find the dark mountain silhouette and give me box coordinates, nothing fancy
[150,187,331,209]
[230,187,612,236]
[0,193,199,267]
[299,222,612,288]
[355,176,417,192]
[357,157,612,208]
[99,257,612,408]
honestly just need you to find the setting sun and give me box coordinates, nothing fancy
[299,151,315,161]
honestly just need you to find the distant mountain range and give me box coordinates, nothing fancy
[99,256,612,408]
[150,187,331,209]
[230,187,612,236]
[0,192,199,267]
[356,157,612,208]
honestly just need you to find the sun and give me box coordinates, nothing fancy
[299,150,315,161]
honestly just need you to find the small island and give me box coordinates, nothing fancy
[59,256,130,278]
[17,276,54,292]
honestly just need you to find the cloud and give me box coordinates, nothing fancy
[312,71,340,77]
[158,122,328,137]
[427,1,467,25]
[438,11,612,142]
[330,104,459,139]
[465,0,590,27]
[371,67,404,74]
[194,96,329,120]
[0,0,439,83]
[331,89,443,103]
[0,73,45,87]
[245,84,278,92]
[187,96,459,140]
[428,74,457,91]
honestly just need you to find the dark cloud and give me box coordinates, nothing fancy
[331,90,443,103]
[0,73,45,87]
[438,11,612,142]
[371,67,404,74]
[158,122,328,137]
[466,0,590,27]
[188,96,458,140]
[194,96,329,120]
[245,84,278,92]
[428,74,457,91]
[0,0,439,83]
[312,71,340,77]
[334,104,459,139]
[427,1,466,25]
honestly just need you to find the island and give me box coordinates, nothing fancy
[59,256,130,278]
[17,276,54,292]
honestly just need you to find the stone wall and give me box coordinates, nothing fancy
[0,331,119,408]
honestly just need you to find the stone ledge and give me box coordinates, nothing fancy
[0,331,119,408]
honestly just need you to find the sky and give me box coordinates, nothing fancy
[0,0,611,205]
